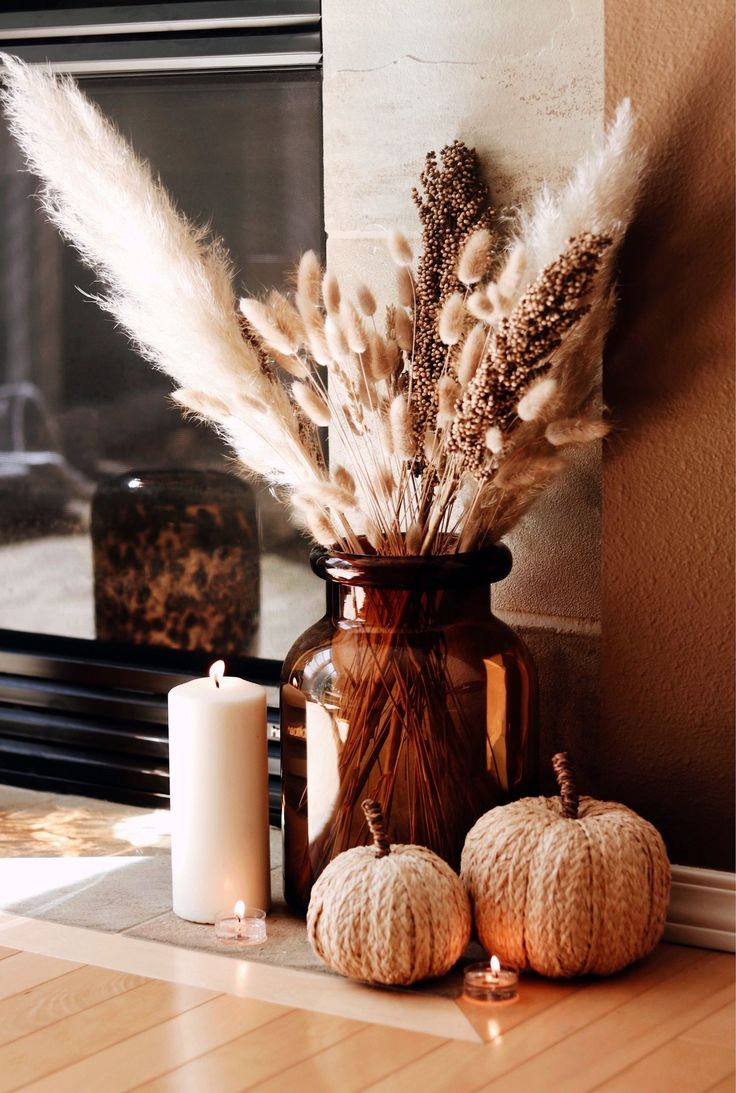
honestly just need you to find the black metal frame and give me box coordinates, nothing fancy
[0,630,284,821]
[0,2,323,818]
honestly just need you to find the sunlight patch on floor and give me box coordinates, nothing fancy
[112,810,171,849]
[0,855,142,907]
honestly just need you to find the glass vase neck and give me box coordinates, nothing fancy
[311,543,512,627]
[310,542,512,590]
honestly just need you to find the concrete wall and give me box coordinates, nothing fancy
[322,1,734,869]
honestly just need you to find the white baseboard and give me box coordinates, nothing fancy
[664,865,735,952]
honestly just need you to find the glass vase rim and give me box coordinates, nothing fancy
[310,540,512,589]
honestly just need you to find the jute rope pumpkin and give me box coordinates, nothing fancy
[307,799,471,985]
[461,753,671,977]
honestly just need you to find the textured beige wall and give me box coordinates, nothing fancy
[602,0,735,869]
[322,2,605,767]
[321,1,735,869]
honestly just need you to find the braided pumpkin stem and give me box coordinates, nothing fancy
[552,752,580,819]
[362,798,391,857]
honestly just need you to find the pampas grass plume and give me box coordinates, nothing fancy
[457,228,492,285]
[438,292,465,345]
[387,228,413,266]
[0,54,641,556]
[517,376,557,421]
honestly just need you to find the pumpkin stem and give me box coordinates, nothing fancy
[361,798,391,857]
[552,752,580,819]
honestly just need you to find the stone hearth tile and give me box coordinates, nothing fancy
[124,899,326,974]
[0,786,54,810]
[1,853,172,932]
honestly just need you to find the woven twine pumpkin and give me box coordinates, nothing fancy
[307,799,472,986]
[461,753,671,978]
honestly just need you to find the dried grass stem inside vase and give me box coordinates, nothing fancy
[280,541,538,911]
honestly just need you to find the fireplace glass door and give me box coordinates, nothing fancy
[0,67,324,661]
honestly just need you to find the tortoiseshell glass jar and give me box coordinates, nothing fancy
[91,468,259,654]
[280,543,538,912]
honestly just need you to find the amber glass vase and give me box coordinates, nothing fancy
[280,543,538,912]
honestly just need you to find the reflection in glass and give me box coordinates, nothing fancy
[0,72,324,657]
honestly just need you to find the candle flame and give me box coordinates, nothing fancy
[234,900,245,920]
[209,660,225,688]
[490,955,501,974]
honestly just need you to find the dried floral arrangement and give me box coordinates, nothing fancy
[0,55,645,560]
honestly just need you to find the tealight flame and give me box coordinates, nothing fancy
[234,900,245,920]
[490,955,501,974]
[209,660,225,689]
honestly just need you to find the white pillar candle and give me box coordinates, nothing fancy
[168,661,270,923]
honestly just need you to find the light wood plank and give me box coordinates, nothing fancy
[366,943,704,1092]
[704,1076,736,1092]
[479,954,734,1092]
[0,948,18,961]
[0,978,216,1092]
[0,965,146,1047]
[0,952,81,1003]
[0,911,477,1042]
[595,1036,735,1093]
[249,1021,446,1093]
[680,1001,736,1048]
[135,1007,363,1092]
[365,1038,481,1093]
[456,973,579,1044]
[21,991,291,1093]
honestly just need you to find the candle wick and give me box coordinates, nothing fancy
[214,678,220,689]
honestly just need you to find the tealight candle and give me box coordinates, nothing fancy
[215,901,267,946]
[463,955,519,1002]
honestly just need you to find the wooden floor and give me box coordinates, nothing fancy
[0,938,732,1092]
